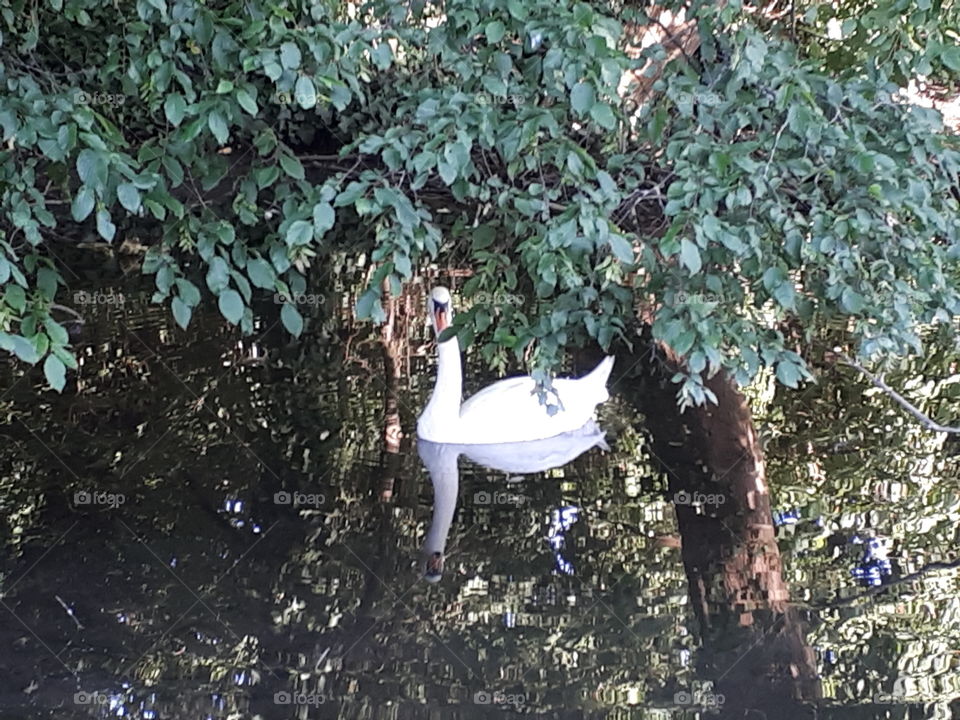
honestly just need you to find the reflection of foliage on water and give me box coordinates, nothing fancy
[0,289,700,718]
[3,288,960,719]
[761,346,960,714]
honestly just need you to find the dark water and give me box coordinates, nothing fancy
[1,283,959,719]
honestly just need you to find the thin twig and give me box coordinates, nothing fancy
[50,303,85,323]
[55,595,84,630]
[839,353,960,434]
[763,118,789,178]
[816,558,960,609]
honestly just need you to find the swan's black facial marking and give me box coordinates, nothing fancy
[432,300,449,332]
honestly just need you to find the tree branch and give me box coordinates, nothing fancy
[839,352,960,434]
[816,558,960,609]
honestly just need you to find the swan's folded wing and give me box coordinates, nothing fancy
[456,369,609,443]
[460,375,604,418]
[458,376,539,419]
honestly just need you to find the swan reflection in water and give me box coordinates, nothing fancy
[417,419,610,582]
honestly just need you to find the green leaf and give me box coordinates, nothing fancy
[701,214,720,240]
[773,280,796,309]
[270,243,291,274]
[96,210,116,242]
[164,94,187,126]
[280,42,301,70]
[52,345,78,370]
[281,302,303,337]
[608,235,634,264]
[37,267,58,301]
[485,20,505,43]
[255,165,280,189]
[680,238,702,274]
[473,224,495,250]
[371,42,392,69]
[206,256,230,293]
[208,110,229,144]
[175,278,201,307]
[217,289,244,325]
[507,0,527,19]
[590,102,616,130]
[570,82,595,115]
[236,88,258,116]
[4,284,26,312]
[356,288,381,319]
[313,202,335,235]
[596,170,617,198]
[279,153,304,180]
[215,222,235,245]
[171,296,191,329]
[841,286,865,313]
[117,183,141,213]
[246,257,275,289]
[71,186,95,222]
[76,149,106,189]
[942,46,960,72]
[285,219,313,246]
[44,354,66,392]
[144,199,166,220]
[437,160,457,185]
[775,360,800,389]
[43,318,69,346]
[295,75,317,109]
[394,252,412,277]
[162,155,184,187]
[11,335,39,363]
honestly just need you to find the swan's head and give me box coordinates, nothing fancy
[427,286,453,335]
[421,551,444,583]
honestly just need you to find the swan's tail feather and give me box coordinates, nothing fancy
[583,355,615,403]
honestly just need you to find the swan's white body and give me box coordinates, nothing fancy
[416,287,615,445]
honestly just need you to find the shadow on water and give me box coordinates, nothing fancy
[1,279,959,719]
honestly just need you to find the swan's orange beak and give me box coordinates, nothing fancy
[433,301,448,332]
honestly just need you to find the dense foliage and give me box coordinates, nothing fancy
[0,0,958,401]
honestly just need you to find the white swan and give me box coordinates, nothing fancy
[416,286,615,445]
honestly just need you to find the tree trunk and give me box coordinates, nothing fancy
[626,346,821,716]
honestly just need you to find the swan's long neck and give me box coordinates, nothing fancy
[424,337,462,424]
